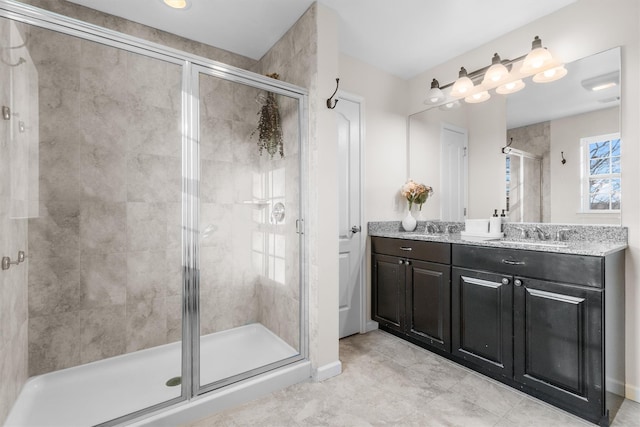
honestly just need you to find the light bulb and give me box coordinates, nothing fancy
[424,78,445,104]
[482,53,509,85]
[465,91,490,104]
[521,36,554,74]
[496,79,525,95]
[533,65,568,83]
[450,67,474,98]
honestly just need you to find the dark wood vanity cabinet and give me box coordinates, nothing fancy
[371,236,624,426]
[451,267,513,379]
[452,244,625,426]
[371,237,451,352]
[513,277,603,420]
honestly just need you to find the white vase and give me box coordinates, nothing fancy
[402,211,417,232]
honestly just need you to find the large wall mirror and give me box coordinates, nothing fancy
[409,47,621,225]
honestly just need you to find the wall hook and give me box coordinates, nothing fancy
[561,151,567,165]
[501,137,513,154]
[326,78,340,109]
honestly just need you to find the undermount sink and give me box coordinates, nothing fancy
[500,240,569,249]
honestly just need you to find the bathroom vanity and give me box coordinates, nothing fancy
[370,223,626,426]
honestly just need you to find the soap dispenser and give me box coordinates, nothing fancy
[489,210,501,234]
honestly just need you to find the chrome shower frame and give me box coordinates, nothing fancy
[0,1,310,425]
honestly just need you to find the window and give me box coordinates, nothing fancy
[581,133,621,212]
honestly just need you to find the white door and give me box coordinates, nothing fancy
[336,95,363,339]
[440,124,468,221]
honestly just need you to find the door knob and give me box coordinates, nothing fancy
[351,225,362,234]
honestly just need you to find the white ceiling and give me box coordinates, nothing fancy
[65,0,576,79]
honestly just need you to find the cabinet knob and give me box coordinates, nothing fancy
[501,278,510,285]
[405,260,411,266]
[514,279,523,287]
[398,259,404,265]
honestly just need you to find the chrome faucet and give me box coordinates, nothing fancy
[425,222,441,234]
[512,226,528,239]
[534,226,549,240]
[555,228,572,241]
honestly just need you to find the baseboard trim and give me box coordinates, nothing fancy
[314,360,342,382]
[626,383,640,403]
[364,320,378,333]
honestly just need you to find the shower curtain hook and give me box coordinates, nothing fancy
[326,78,340,109]
[561,151,567,165]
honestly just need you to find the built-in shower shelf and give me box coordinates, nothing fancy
[241,200,270,206]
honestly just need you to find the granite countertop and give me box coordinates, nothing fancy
[368,222,628,257]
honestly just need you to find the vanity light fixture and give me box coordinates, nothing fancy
[450,67,474,98]
[464,90,490,104]
[520,36,554,74]
[163,0,189,9]
[424,78,445,104]
[532,65,567,83]
[496,79,525,95]
[422,35,565,107]
[482,53,510,85]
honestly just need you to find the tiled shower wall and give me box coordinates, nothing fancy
[0,18,33,425]
[18,0,299,376]
[507,122,551,222]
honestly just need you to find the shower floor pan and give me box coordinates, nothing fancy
[6,323,299,427]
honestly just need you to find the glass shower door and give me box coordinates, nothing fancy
[1,16,186,426]
[193,68,303,392]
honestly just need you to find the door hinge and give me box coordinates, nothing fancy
[295,219,304,235]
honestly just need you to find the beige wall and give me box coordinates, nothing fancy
[309,3,340,375]
[408,0,640,401]
[550,107,620,224]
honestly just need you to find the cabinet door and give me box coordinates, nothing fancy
[452,267,513,378]
[372,253,405,332]
[406,260,450,352]
[514,277,603,419]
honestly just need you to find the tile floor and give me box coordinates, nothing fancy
[186,330,640,426]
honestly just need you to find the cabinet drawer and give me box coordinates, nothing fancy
[372,237,450,264]
[452,244,603,288]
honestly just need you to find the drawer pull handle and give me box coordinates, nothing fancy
[399,247,413,251]
[501,259,525,266]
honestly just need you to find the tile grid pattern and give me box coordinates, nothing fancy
[186,330,640,427]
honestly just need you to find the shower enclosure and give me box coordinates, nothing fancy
[0,2,308,426]
[505,149,543,222]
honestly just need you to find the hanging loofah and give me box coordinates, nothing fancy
[251,73,284,158]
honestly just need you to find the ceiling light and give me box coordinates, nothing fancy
[424,78,445,104]
[164,0,188,9]
[482,53,510,85]
[520,36,554,74]
[465,91,490,104]
[450,67,474,98]
[496,79,525,95]
[581,71,620,91]
[533,65,568,83]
